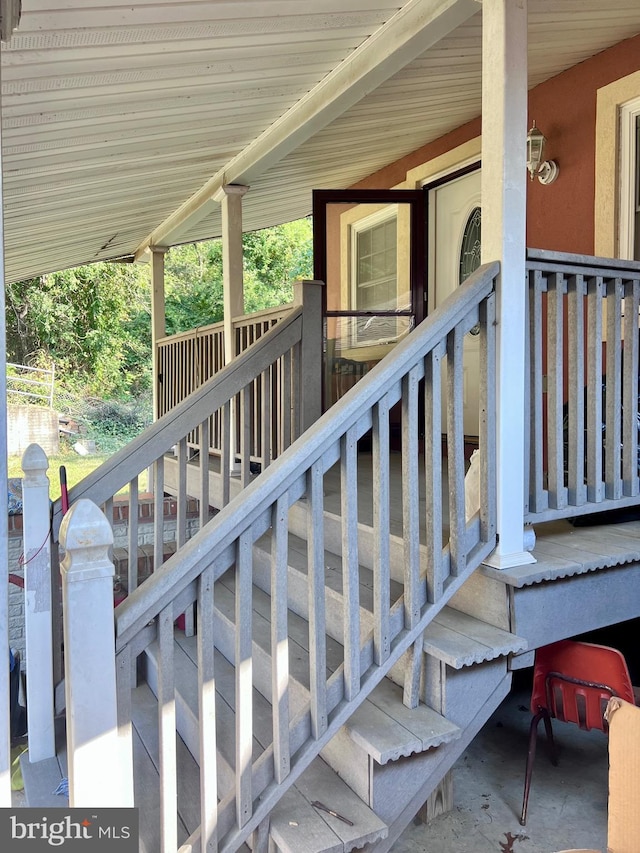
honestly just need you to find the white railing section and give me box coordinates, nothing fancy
[526,250,640,523]
[109,262,498,852]
[157,304,293,463]
[7,362,55,407]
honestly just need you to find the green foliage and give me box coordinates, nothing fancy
[76,396,153,455]
[5,218,313,449]
[6,261,151,399]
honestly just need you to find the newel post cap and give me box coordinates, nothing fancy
[21,443,49,484]
[60,498,114,583]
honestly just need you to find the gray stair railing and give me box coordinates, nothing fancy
[112,261,499,852]
[48,280,322,683]
[526,250,640,522]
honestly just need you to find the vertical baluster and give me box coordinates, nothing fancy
[623,279,640,496]
[261,368,272,471]
[546,272,567,509]
[221,401,231,507]
[479,293,497,541]
[115,646,134,803]
[307,460,327,738]
[127,477,139,594]
[158,604,178,853]
[253,368,260,464]
[236,530,253,827]
[341,426,360,700]
[605,277,623,499]
[271,495,291,782]
[177,437,195,635]
[154,456,165,572]
[424,345,444,602]
[567,274,587,506]
[198,566,218,852]
[241,385,251,488]
[200,419,210,527]
[586,276,605,502]
[291,340,301,442]
[372,397,391,664]
[282,350,292,452]
[402,365,422,709]
[446,327,466,576]
[528,269,548,512]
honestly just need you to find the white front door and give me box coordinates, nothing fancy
[428,168,482,437]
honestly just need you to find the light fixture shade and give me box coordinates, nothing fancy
[526,123,546,180]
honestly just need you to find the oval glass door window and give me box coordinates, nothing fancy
[460,206,481,334]
[459,206,481,285]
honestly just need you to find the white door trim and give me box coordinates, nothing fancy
[619,96,640,260]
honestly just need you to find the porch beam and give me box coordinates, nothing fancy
[134,0,481,255]
[480,0,535,568]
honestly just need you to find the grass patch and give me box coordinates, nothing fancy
[7,451,110,502]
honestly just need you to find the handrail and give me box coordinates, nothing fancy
[52,306,303,537]
[116,263,498,641]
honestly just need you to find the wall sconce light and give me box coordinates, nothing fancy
[526,121,559,185]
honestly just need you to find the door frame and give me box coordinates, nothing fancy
[422,160,481,313]
[312,188,427,324]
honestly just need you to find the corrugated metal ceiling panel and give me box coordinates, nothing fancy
[2,1,640,282]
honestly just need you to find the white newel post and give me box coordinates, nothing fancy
[60,499,130,807]
[294,279,324,431]
[21,443,55,762]
[481,0,535,568]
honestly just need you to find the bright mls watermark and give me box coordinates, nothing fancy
[0,808,138,850]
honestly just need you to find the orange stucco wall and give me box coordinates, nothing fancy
[350,32,640,257]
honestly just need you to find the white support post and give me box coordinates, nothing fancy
[293,280,325,431]
[215,184,249,472]
[21,444,55,762]
[60,499,131,807]
[481,0,535,568]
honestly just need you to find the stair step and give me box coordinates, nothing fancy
[270,756,387,853]
[131,680,252,853]
[422,606,527,669]
[342,677,460,764]
[144,639,388,853]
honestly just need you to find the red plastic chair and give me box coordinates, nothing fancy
[520,639,635,826]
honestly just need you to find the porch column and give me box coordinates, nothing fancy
[481,0,535,568]
[150,246,167,422]
[215,184,249,472]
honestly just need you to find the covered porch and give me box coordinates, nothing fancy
[3,2,640,851]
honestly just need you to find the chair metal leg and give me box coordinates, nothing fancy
[542,711,558,766]
[520,709,546,826]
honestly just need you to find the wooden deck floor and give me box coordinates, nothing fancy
[173,449,640,590]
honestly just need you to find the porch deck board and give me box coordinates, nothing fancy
[483,519,640,587]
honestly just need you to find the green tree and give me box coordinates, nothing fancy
[5,261,151,398]
[5,218,314,398]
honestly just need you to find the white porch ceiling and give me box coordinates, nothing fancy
[3,0,640,283]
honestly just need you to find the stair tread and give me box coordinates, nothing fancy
[343,677,460,764]
[270,756,387,853]
[423,606,527,668]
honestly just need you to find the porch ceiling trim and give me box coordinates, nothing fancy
[135,0,481,257]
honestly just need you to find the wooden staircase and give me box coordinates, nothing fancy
[130,508,526,852]
[20,264,503,852]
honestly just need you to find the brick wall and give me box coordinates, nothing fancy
[7,494,210,665]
